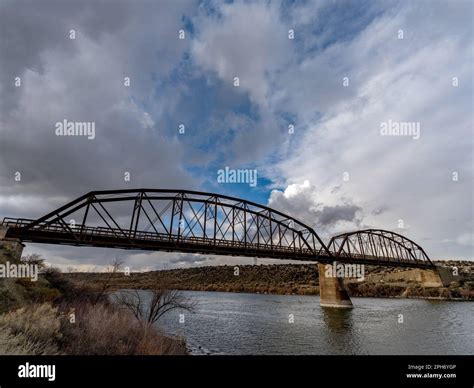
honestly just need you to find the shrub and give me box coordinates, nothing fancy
[59,302,186,355]
[440,288,452,299]
[43,268,107,305]
[0,287,18,314]
[0,303,61,355]
[29,287,62,304]
[0,327,59,355]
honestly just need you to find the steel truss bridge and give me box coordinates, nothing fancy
[0,189,434,269]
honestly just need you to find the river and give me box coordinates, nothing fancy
[135,290,473,355]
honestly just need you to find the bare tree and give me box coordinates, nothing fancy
[20,253,46,270]
[92,257,123,304]
[116,285,196,325]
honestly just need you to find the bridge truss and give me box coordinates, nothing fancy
[1,189,435,268]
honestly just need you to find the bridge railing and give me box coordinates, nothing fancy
[1,218,433,267]
[2,218,35,228]
[1,218,318,256]
[334,251,430,266]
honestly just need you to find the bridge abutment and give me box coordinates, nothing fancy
[0,226,24,264]
[411,267,452,287]
[417,268,444,287]
[318,264,353,308]
[380,266,450,287]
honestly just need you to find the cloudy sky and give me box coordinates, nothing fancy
[0,0,472,271]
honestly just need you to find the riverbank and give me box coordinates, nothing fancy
[0,262,187,355]
[66,261,474,301]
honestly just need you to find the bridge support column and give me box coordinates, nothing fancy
[318,264,353,308]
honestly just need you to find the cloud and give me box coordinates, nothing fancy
[1,0,472,269]
[192,1,292,106]
[317,204,361,226]
[264,1,473,259]
[191,0,294,164]
[268,181,362,239]
[0,0,201,222]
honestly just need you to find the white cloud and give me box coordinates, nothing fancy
[263,1,473,259]
[280,180,310,199]
[268,181,362,240]
[192,1,292,106]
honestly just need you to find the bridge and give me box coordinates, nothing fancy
[0,189,440,308]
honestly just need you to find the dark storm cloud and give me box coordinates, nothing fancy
[316,204,361,226]
[268,181,362,235]
[0,0,131,116]
[0,0,200,221]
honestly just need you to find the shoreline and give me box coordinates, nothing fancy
[122,285,474,302]
[65,261,474,302]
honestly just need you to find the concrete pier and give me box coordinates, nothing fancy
[318,263,353,308]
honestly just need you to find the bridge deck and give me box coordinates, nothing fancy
[1,218,435,269]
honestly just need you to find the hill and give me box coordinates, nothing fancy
[65,261,474,301]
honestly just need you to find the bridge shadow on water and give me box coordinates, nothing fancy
[320,306,364,354]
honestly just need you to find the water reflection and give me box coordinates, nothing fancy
[320,306,364,354]
[321,307,353,331]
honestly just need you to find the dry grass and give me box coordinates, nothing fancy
[59,302,186,355]
[0,301,186,355]
[0,328,60,355]
[0,303,62,355]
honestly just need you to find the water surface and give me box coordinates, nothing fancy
[139,290,474,355]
